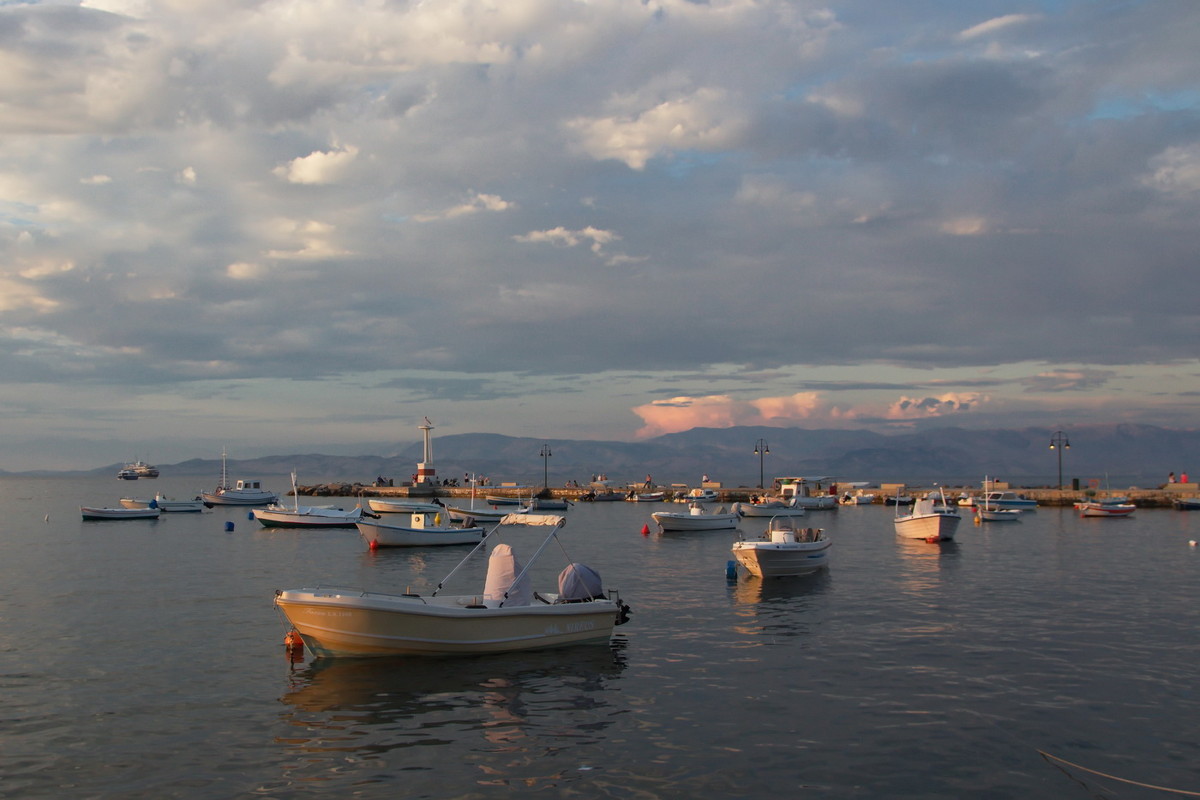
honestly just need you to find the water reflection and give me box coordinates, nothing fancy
[277,643,628,759]
[726,571,830,641]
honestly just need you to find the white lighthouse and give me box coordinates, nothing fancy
[415,417,436,486]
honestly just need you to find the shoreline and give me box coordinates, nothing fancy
[297,483,1200,508]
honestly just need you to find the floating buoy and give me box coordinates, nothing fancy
[726,560,738,580]
[284,630,303,650]
[246,511,254,520]
[224,521,235,532]
[369,539,378,550]
[1190,540,1197,547]
[641,523,650,536]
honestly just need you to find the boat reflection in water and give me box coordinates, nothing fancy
[727,571,831,641]
[277,644,628,776]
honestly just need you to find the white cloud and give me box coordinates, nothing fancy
[1142,145,1200,196]
[273,145,360,185]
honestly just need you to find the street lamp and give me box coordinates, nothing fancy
[753,438,769,490]
[539,443,552,488]
[1049,431,1070,490]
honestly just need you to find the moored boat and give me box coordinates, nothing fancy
[731,517,831,578]
[983,491,1038,510]
[82,506,161,520]
[357,513,485,547]
[894,490,961,541]
[651,503,739,532]
[732,498,806,518]
[1077,500,1135,518]
[367,497,446,515]
[274,514,632,657]
[200,448,279,506]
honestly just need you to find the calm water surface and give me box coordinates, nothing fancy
[2,476,1198,798]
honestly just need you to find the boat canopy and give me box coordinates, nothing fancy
[558,563,604,602]
[483,543,532,607]
[501,513,565,527]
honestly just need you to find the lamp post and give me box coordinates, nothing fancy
[1049,431,1070,490]
[753,438,769,490]
[539,443,552,488]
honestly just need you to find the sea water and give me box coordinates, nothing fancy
[1,475,1198,798]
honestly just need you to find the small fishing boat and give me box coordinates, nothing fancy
[732,498,807,518]
[731,517,831,578]
[838,490,876,505]
[200,449,279,506]
[1173,497,1200,510]
[366,498,446,515]
[529,497,569,511]
[894,490,961,541]
[651,503,739,532]
[357,513,485,547]
[629,492,665,502]
[974,478,1022,521]
[1077,500,1135,518]
[275,514,632,657]
[253,473,365,528]
[982,491,1038,510]
[81,506,161,520]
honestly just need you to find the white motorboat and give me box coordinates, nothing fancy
[778,476,838,509]
[982,491,1038,510]
[677,488,720,503]
[81,506,161,520]
[838,490,876,505]
[529,497,569,511]
[1077,500,1135,518]
[651,503,739,532]
[367,497,446,515]
[151,494,205,513]
[974,479,1022,521]
[629,492,665,502]
[200,448,279,506]
[731,517,831,578]
[357,512,485,547]
[732,498,806,518]
[894,491,961,541]
[253,475,364,528]
[976,506,1022,522]
[274,514,632,657]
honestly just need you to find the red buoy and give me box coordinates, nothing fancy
[641,523,650,535]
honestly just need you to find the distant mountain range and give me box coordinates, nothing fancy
[20,423,1198,489]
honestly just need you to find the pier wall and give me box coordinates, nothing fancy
[297,482,1199,508]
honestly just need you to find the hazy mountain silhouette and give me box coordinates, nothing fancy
[43,423,1200,489]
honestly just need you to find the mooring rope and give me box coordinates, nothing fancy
[1038,750,1200,797]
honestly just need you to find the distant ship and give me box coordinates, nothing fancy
[117,460,160,480]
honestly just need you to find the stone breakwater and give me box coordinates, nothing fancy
[295,483,1199,508]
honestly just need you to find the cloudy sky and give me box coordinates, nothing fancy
[1,0,1198,470]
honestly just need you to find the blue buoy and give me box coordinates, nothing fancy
[224,521,235,532]
[725,560,738,580]
[247,511,254,520]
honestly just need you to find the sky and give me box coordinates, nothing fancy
[1,0,1199,470]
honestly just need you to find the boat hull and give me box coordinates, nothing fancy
[651,511,739,531]
[1078,503,1135,517]
[732,538,831,577]
[202,490,279,506]
[976,508,1022,522]
[357,520,484,547]
[366,498,445,514]
[253,507,363,528]
[894,512,961,541]
[733,502,806,518]
[274,588,622,657]
[81,506,160,520]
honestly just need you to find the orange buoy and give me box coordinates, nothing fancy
[284,630,303,650]
[641,523,650,535]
